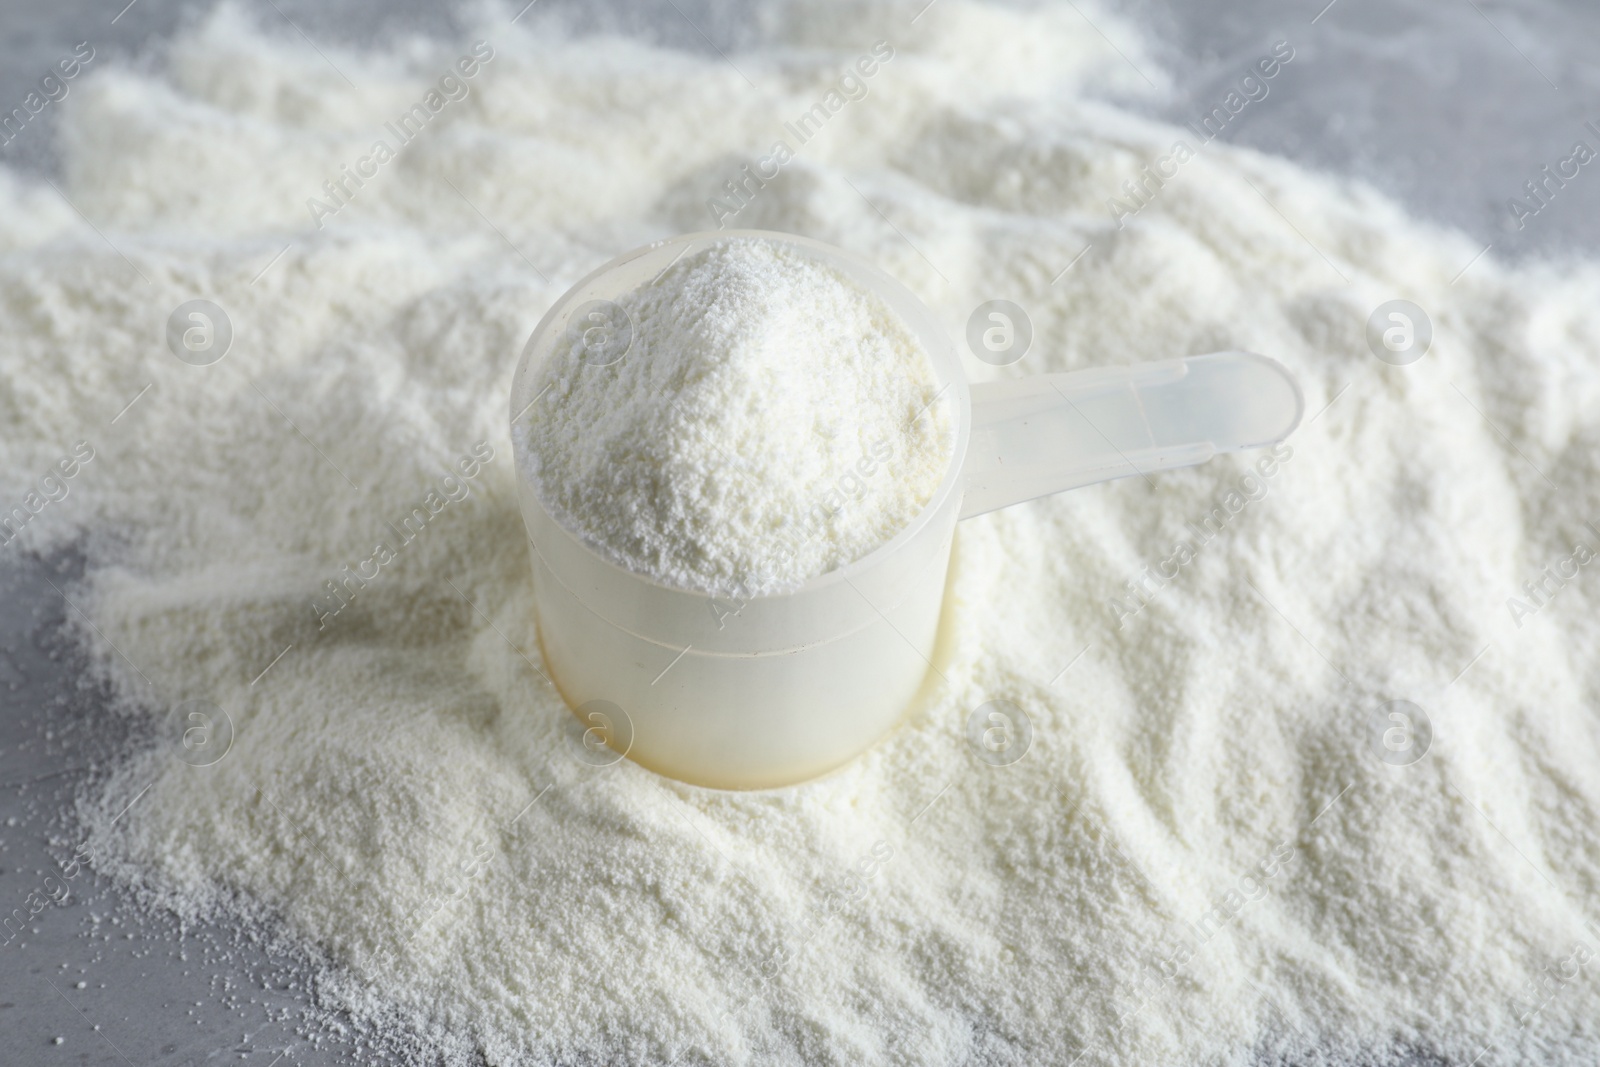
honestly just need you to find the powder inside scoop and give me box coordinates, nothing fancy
[517,237,955,597]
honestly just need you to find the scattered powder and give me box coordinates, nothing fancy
[517,236,954,596]
[1,2,1598,1066]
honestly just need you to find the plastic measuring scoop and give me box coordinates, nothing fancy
[510,230,1303,790]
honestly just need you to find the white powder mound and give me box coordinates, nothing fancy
[518,237,955,596]
[2,2,1599,1066]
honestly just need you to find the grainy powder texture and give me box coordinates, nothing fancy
[1,1,1599,1065]
[518,237,955,596]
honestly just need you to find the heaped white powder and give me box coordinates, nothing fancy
[3,1,1600,1065]
[518,237,954,596]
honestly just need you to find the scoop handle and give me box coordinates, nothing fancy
[959,351,1303,520]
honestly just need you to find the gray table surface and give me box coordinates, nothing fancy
[1,1,1597,1063]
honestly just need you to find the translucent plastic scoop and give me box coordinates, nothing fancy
[510,230,1303,789]
[962,351,1302,519]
